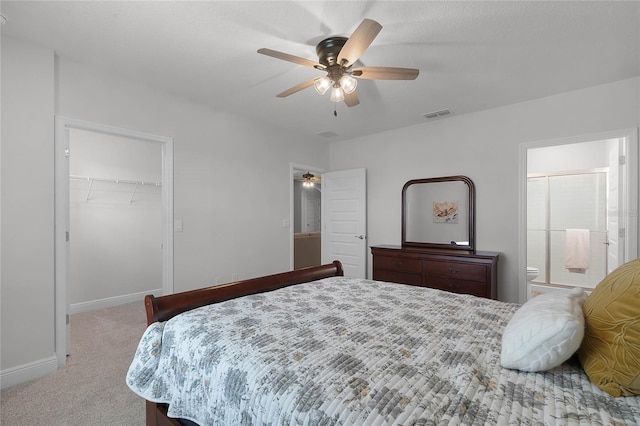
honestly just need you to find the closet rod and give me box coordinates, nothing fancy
[70,175,162,203]
[70,175,162,187]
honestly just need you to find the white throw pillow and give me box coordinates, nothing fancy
[501,287,586,372]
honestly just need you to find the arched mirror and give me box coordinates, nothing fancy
[402,176,475,251]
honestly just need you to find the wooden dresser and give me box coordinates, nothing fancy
[371,245,499,299]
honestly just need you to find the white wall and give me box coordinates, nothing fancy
[1,37,57,383]
[329,77,640,303]
[1,36,328,387]
[69,129,162,309]
[527,139,610,173]
[56,58,328,291]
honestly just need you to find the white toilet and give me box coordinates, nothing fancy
[526,266,539,283]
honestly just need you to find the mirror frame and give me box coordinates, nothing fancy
[401,175,475,251]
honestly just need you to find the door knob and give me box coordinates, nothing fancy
[354,235,364,239]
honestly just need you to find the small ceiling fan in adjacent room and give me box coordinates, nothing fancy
[258,18,419,108]
[301,172,320,188]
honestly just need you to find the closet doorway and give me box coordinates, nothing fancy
[54,117,173,367]
[69,129,163,313]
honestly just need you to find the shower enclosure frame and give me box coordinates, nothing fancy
[527,168,609,288]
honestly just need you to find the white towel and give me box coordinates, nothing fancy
[564,229,590,273]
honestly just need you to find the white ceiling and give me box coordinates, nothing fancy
[2,1,638,142]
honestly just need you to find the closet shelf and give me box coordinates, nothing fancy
[70,174,162,204]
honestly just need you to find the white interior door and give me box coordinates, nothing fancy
[607,139,621,273]
[321,168,367,278]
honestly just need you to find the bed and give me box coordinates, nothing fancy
[127,261,640,425]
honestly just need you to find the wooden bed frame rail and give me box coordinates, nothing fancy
[142,261,344,426]
[145,260,344,325]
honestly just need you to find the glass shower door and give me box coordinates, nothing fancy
[527,171,608,289]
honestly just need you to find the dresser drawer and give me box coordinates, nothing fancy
[374,269,423,286]
[374,255,422,274]
[370,246,499,300]
[424,261,486,282]
[428,277,488,298]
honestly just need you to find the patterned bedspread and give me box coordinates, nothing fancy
[126,277,640,425]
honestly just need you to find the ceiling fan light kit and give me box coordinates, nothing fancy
[339,75,357,94]
[330,86,345,103]
[314,76,331,95]
[302,172,316,188]
[258,18,419,109]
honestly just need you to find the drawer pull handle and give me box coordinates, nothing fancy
[448,267,459,274]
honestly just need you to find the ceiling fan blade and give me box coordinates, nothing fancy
[276,78,316,98]
[344,91,360,107]
[352,66,419,80]
[257,48,324,69]
[337,18,382,67]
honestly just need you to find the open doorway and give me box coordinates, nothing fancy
[68,128,163,314]
[290,164,323,270]
[519,129,638,301]
[55,117,173,367]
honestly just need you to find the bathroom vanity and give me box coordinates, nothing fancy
[372,175,499,299]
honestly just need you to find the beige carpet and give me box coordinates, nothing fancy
[1,302,148,425]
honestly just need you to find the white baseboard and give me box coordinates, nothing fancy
[69,288,162,314]
[1,355,58,390]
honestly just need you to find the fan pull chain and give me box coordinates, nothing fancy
[334,104,338,117]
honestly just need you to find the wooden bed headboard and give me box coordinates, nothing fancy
[145,261,344,325]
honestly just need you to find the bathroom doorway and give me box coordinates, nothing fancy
[519,129,638,301]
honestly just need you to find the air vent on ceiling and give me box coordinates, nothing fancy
[317,131,339,138]
[422,109,452,119]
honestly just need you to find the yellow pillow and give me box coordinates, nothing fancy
[578,258,640,397]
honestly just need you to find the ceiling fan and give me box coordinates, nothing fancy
[257,18,419,108]
[300,172,320,188]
